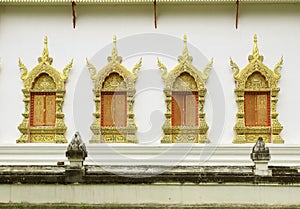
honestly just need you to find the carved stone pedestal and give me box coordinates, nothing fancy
[66,132,87,169]
[251,137,272,176]
[65,132,88,183]
[253,160,272,176]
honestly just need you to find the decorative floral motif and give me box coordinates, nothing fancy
[102,73,126,91]
[32,73,56,90]
[245,72,269,89]
[173,72,198,91]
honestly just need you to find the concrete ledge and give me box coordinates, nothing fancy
[1,144,300,166]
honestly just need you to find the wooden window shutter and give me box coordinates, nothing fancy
[31,92,56,126]
[172,92,198,127]
[101,92,127,127]
[185,93,198,126]
[245,92,270,126]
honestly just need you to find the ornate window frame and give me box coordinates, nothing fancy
[17,37,73,143]
[87,36,141,143]
[230,35,284,143]
[158,35,213,143]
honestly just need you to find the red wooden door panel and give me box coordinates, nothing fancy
[185,93,198,126]
[32,95,45,126]
[172,93,184,126]
[31,93,56,126]
[172,92,198,127]
[256,94,269,126]
[45,95,56,126]
[113,93,127,127]
[101,92,127,127]
[101,93,114,126]
[245,92,270,126]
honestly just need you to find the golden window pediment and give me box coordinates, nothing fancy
[230,35,283,143]
[87,35,142,143]
[158,35,213,143]
[245,72,269,89]
[173,72,199,91]
[32,73,56,91]
[17,37,73,143]
[102,72,127,91]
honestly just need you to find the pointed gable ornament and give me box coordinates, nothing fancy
[158,35,213,143]
[17,36,73,143]
[230,35,284,143]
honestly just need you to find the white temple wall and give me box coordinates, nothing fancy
[2,184,300,205]
[0,4,299,146]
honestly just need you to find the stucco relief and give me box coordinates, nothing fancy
[230,35,284,143]
[87,35,142,143]
[17,37,73,143]
[158,35,213,143]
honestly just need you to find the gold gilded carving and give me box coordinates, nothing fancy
[32,73,56,90]
[87,35,141,143]
[157,58,168,81]
[30,134,56,143]
[19,59,29,81]
[103,134,126,143]
[86,58,97,82]
[158,35,213,143]
[245,72,269,89]
[17,36,73,143]
[173,134,197,143]
[230,57,240,80]
[132,58,142,81]
[173,72,198,90]
[62,60,73,81]
[202,58,213,82]
[102,73,126,91]
[274,56,283,80]
[231,35,283,143]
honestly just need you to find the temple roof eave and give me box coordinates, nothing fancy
[1,0,300,5]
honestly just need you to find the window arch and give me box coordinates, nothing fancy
[171,73,198,127]
[158,35,213,143]
[101,73,127,127]
[244,72,270,127]
[230,35,284,143]
[17,37,73,143]
[30,73,56,127]
[87,36,142,143]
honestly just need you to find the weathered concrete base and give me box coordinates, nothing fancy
[0,165,300,206]
[254,169,272,176]
[254,161,272,176]
[1,184,300,206]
